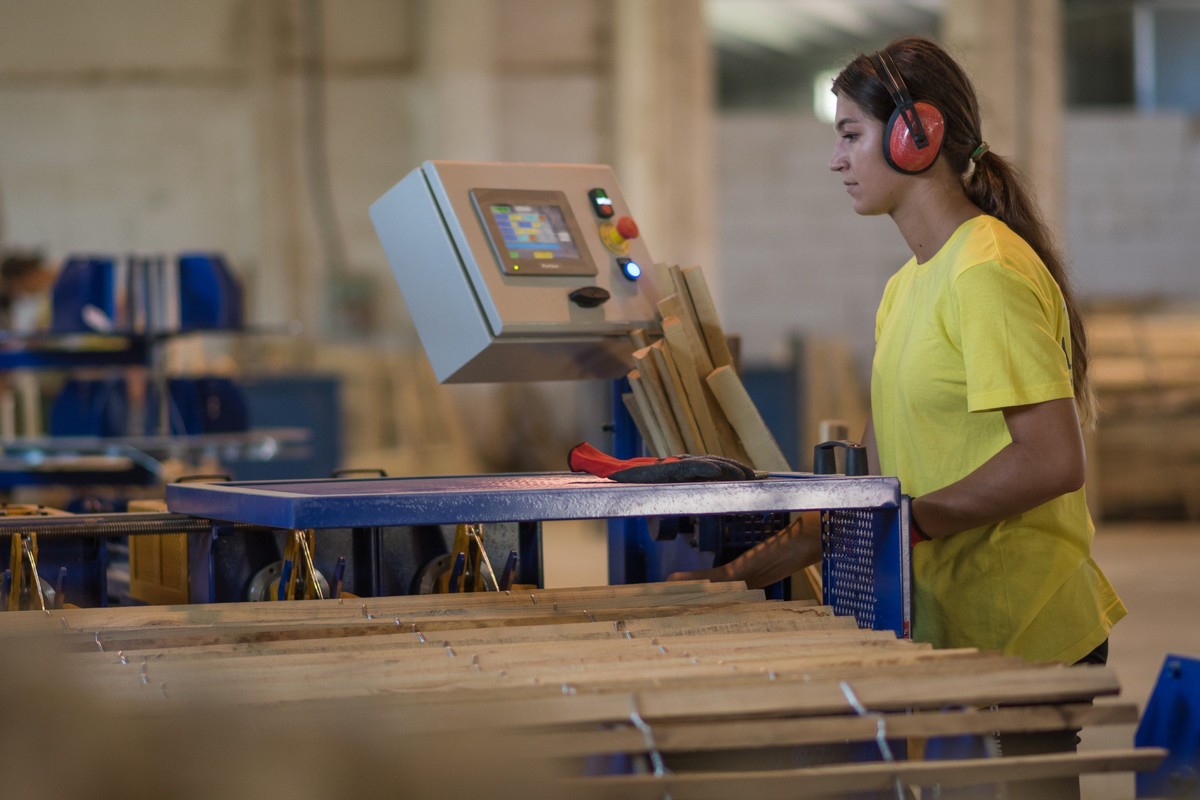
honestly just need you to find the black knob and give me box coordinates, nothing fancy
[568,286,611,308]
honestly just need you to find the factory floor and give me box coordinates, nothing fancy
[543,519,1200,799]
[1081,521,1200,799]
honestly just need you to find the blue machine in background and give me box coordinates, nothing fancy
[1136,654,1200,798]
[1,250,329,609]
[49,255,119,333]
[48,376,249,438]
[178,252,243,331]
[51,251,242,335]
[40,250,249,441]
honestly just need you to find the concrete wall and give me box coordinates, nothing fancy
[0,0,613,340]
[1065,110,1200,300]
[715,109,1200,372]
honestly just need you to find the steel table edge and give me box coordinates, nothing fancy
[165,472,903,530]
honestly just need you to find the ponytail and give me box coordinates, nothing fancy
[967,152,1096,427]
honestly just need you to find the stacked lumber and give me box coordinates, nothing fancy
[0,582,1161,799]
[625,264,790,472]
[1086,303,1200,518]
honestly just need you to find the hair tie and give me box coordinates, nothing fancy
[970,141,990,162]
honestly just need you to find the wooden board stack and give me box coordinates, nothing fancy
[625,264,790,473]
[1085,304,1200,519]
[0,582,1161,799]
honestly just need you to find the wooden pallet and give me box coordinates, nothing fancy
[0,581,1162,799]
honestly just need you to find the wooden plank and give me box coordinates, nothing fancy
[632,347,686,453]
[78,640,978,696]
[681,265,734,370]
[630,664,1121,721]
[662,316,720,454]
[61,600,782,652]
[63,638,1072,708]
[76,658,1122,731]
[67,628,915,675]
[650,262,684,299]
[627,372,670,457]
[64,598,826,655]
[213,638,939,683]
[651,340,704,452]
[26,581,758,631]
[658,289,713,377]
[570,749,1167,800]
[65,609,866,665]
[527,702,1139,757]
[706,365,790,471]
[622,389,667,457]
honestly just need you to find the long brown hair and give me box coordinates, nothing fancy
[833,36,1095,426]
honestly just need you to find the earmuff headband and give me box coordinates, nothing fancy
[872,50,930,150]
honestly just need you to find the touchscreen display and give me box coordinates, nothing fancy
[471,189,597,277]
[488,204,581,261]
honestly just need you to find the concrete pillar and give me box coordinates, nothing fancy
[612,0,715,281]
[247,0,309,330]
[942,0,1065,229]
[411,0,498,162]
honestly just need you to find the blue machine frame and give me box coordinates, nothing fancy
[167,470,913,637]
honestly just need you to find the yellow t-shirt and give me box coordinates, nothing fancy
[872,215,1126,664]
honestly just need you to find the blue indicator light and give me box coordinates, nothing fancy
[617,258,641,281]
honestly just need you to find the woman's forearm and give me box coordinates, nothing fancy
[912,398,1086,539]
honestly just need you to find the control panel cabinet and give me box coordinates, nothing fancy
[370,161,662,383]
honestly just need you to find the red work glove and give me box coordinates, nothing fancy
[568,442,758,483]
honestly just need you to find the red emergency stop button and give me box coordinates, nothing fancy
[600,216,639,256]
[616,216,639,240]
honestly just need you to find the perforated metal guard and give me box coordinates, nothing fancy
[821,499,912,638]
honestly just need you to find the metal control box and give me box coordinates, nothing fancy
[370,161,662,383]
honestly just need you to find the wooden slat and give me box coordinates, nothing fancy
[621,389,667,457]
[632,346,686,453]
[651,336,705,452]
[571,749,1167,800]
[681,265,734,370]
[707,365,790,471]
[662,316,721,453]
[658,290,714,378]
[626,372,670,457]
[526,702,1139,757]
[26,580,754,631]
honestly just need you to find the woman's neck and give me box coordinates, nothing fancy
[891,183,983,264]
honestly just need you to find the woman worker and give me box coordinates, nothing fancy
[671,35,1125,669]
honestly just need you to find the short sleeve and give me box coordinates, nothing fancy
[950,261,1074,412]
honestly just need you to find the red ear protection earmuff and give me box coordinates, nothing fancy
[871,50,945,175]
